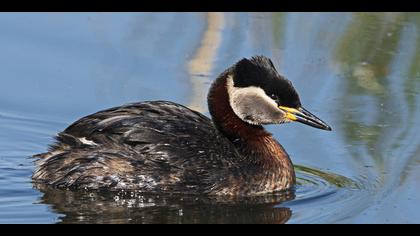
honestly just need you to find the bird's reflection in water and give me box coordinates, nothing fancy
[35,184,294,224]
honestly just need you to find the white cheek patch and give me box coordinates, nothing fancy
[226,76,285,125]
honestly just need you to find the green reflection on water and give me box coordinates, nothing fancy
[335,13,405,93]
[404,14,420,115]
[271,12,286,47]
[295,165,358,188]
[334,13,420,184]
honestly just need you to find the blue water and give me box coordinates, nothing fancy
[0,12,419,223]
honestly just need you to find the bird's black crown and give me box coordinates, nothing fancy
[232,55,301,108]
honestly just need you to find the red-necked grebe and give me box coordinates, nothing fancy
[33,56,331,196]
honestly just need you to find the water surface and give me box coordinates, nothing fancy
[0,12,419,223]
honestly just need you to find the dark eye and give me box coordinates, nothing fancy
[270,94,278,100]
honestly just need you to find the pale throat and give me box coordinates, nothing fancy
[225,75,286,126]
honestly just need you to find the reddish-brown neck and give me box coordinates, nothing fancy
[207,73,291,166]
[208,73,268,142]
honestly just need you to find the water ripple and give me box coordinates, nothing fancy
[278,165,371,223]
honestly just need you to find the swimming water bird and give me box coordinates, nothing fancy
[33,56,331,196]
